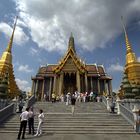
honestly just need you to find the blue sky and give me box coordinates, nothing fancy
[0,0,140,92]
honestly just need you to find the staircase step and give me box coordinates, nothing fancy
[0,130,136,134]
[0,102,135,135]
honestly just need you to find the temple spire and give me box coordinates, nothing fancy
[6,16,18,53]
[0,16,19,97]
[68,32,76,52]
[121,16,137,64]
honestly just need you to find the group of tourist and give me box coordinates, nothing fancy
[17,107,44,139]
[50,91,102,104]
[66,91,102,104]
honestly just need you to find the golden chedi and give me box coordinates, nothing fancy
[0,17,19,98]
[121,18,140,99]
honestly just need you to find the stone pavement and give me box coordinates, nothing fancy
[0,133,140,140]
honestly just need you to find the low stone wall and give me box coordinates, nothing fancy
[122,99,140,111]
[117,99,140,133]
[0,103,15,124]
[0,99,9,110]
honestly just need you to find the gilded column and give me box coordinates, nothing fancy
[97,79,100,95]
[49,77,52,101]
[41,79,45,101]
[76,71,81,92]
[85,73,88,92]
[58,72,64,96]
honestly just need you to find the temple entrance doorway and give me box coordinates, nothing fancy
[63,73,76,94]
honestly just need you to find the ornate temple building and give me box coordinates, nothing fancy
[32,34,112,101]
[0,17,19,98]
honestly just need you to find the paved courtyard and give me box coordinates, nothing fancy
[0,133,140,140]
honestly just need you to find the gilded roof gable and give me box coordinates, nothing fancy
[54,35,86,73]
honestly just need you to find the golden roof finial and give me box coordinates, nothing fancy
[121,16,137,64]
[68,32,76,52]
[70,32,73,37]
[6,16,18,53]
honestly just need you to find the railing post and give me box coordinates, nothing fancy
[116,96,121,115]
[106,96,110,111]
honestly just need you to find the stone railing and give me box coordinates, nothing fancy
[0,103,15,124]
[0,99,9,110]
[119,103,134,125]
[102,96,140,133]
[102,96,107,106]
[27,95,36,108]
[102,96,114,111]
[122,99,140,111]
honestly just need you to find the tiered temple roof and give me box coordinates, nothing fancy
[35,34,111,81]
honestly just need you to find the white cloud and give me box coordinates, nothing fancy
[30,47,39,55]
[18,64,33,73]
[16,78,31,92]
[107,63,124,72]
[0,22,29,45]
[15,0,140,52]
[17,19,28,28]
[138,57,140,62]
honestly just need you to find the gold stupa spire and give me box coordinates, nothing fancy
[6,16,18,53]
[0,16,19,97]
[0,16,18,65]
[121,16,137,64]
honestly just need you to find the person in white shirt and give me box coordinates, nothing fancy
[17,107,29,139]
[34,109,44,136]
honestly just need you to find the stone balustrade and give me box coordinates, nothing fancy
[0,103,15,124]
[27,95,36,108]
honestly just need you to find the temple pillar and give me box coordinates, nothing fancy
[85,73,88,92]
[91,77,93,91]
[35,79,39,100]
[97,79,100,95]
[108,80,112,96]
[53,75,57,94]
[58,72,64,96]
[49,77,52,101]
[76,71,81,92]
[55,76,59,96]
[31,80,35,96]
[41,79,45,101]
[104,80,107,93]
